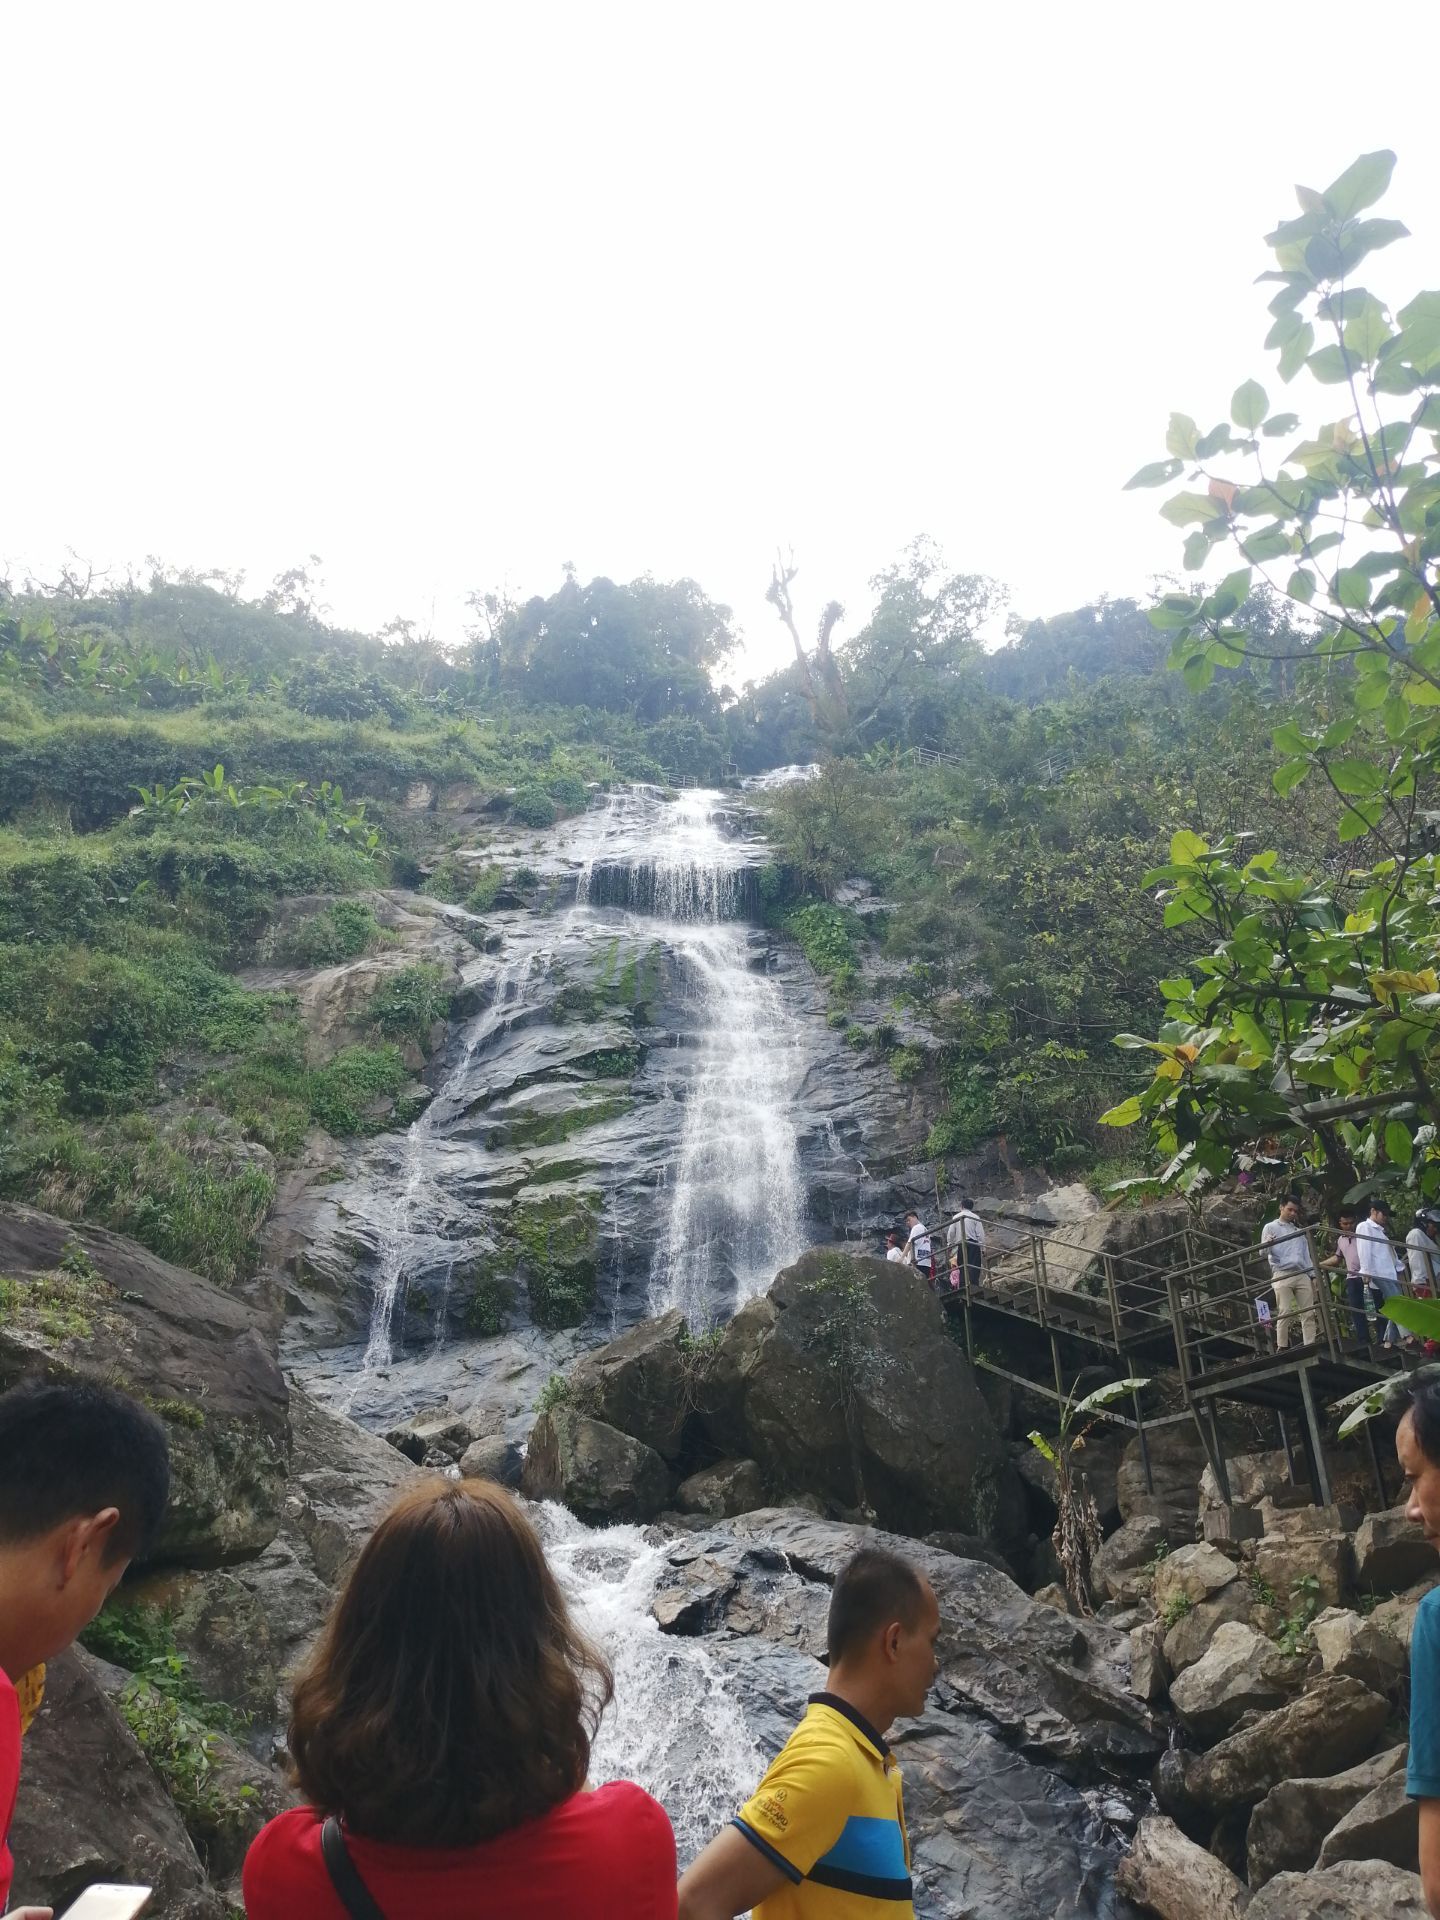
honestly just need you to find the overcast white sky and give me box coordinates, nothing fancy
[5,2,1438,685]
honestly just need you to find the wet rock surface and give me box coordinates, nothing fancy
[0,1203,289,1565]
[10,1650,226,1919]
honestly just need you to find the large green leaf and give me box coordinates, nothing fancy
[1165,414,1201,459]
[1308,344,1355,385]
[1160,491,1225,529]
[1321,150,1397,221]
[1382,1296,1440,1341]
[1125,459,1185,490]
[1070,1377,1151,1423]
[1231,380,1268,431]
[1099,1096,1143,1127]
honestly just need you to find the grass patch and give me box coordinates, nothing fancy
[511,1192,602,1329]
[276,898,380,967]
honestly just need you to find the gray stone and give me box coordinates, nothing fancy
[1200,1448,1297,1513]
[1165,1586,1282,1677]
[1318,1768,1419,1873]
[1253,1530,1353,1610]
[1094,1514,1169,1604]
[568,1307,690,1462]
[520,1407,669,1523]
[1153,1541,1240,1614]
[384,1405,475,1461]
[1246,1858,1427,1917]
[8,1649,226,1918]
[699,1251,1027,1552]
[675,1457,767,1518]
[1246,1744,1407,1886]
[1117,1422,1209,1542]
[0,1204,289,1566]
[1169,1621,1294,1743]
[1310,1605,1409,1695]
[1203,1506,1263,1544]
[1034,1582,1071,1612]
[457,1433,523,1486]
[1355,1506,1439,1594]
[1183,1675,1390,1814]
[1130,1620,1171,1704]
[1114,1815,1249,1920]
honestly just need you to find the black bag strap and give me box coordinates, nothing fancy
[321,1814,388,1920]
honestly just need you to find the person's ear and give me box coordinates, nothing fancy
[883,1621,902,1663]
[59,1508,121,1583]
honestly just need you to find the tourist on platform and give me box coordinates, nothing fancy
[1392,1374,1440,1917]
[0,1379,171,1920]
[946,1198,986,1294]
[242,1478,676,1920]
[1259,1196,1319,1350]
[1358,1199,1408,1351]
[884,1233,904,1264]
[677,1547,938,1920]
[1321,1209,1367,1345]
[901,1212,934,1287]
[1410,1212,1440,1297]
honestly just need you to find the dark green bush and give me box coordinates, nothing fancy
[511,786,557,829]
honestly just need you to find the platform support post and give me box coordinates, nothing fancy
[1298,1363,1333,1508]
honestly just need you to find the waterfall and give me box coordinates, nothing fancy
[539,1504,765,1865]
[341,779,811,1398]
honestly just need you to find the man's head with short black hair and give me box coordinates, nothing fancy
[960,1195,975,1211]
[1372,1199,1391,1222]
[824,1546,939,1730]
[826,1547,925,1662]
[0,1379,170,1676]
[904,1211,919,1225]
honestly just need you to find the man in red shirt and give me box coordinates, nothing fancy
[0,1379,170,1916]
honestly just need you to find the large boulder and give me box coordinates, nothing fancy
[1117,1422,1208,1543]
[1168,1622,1295,1743]
[698,1252,1025,1549]
[1153,1542,1240,1615]
[458,1433,523,1487]
[1253,1529,1354,1610]
[1354,1506,1437,1594]
[7,1649,225,1917]
[1317,1769,1418,1874]
[1114,1815,1249,1920]
[718,1508,1161,1781]
[520,1406,669,1523]
[568,1307,690,1461]
[1246,1744,1407,1886]
[124,1387,416,1732]
[1094,1514,1168,1605]
[1182,1675,1389,1814]
[676,1457,767,1518]
[1310,1605,1409,1696]
[0,1205,288,1564]
[1246,1859,1427,1917]
[1164,1586,1281,1678]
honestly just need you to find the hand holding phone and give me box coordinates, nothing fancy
[60,1886,152,1920]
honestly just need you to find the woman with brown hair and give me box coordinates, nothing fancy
[242,1477,677,1919]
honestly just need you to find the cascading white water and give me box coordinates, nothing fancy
[648,920,806,1323]
[350,946,557,1398]
[570,786,807,1323]
[539,1504,765,1864]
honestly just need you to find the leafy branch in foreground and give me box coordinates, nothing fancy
[1106,152,1440,1205]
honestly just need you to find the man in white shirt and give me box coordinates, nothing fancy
[903,1211,934,1286]
[946,1198,987,1294]
[1259,1197,1319,1349]
[1357,1199,1405,1349]
[1408,1212,1440,1295]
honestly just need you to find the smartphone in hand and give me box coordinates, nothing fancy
[61,1885,152,1920]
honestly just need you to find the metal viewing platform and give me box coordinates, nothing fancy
[945,1216,1408,1512]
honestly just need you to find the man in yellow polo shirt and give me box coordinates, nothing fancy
[678,1547,940,1919]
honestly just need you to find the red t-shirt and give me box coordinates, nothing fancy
[0,1666,20,1910]
[242,1781,676,1920]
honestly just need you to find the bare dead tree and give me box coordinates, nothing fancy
[765,548,849,740]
